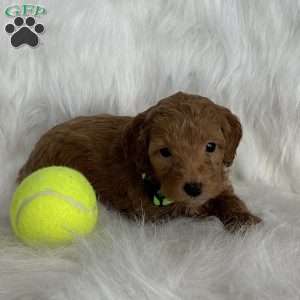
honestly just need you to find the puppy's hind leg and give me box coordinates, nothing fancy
[17,129,95,184]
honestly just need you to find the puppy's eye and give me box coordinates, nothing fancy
[160,147,171,157]
[206,142,216,153]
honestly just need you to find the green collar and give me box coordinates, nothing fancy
[142,173,174,207]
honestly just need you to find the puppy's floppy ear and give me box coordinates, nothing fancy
[122,110,152,174]
[218,106,242,167]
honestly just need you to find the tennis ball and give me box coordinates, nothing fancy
[10,166,98,247]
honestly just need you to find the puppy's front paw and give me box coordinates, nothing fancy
[223,212,262,232]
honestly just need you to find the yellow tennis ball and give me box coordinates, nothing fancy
[10,166,98,247]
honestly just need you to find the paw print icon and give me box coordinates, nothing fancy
[5,16,44,48]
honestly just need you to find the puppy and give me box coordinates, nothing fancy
[17,92,261,230]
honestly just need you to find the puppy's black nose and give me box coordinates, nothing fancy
[183,182,202,197]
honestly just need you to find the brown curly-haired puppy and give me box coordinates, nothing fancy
[17,92,261,231]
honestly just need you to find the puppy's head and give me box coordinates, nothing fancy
[123,92,242,205]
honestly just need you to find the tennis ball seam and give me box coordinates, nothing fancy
[15,188,97,230]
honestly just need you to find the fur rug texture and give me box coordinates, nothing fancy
[1,0,300,299]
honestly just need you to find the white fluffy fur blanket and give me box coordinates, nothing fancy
[1,1,300,299]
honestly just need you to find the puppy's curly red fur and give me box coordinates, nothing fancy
[17,92,261,230]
